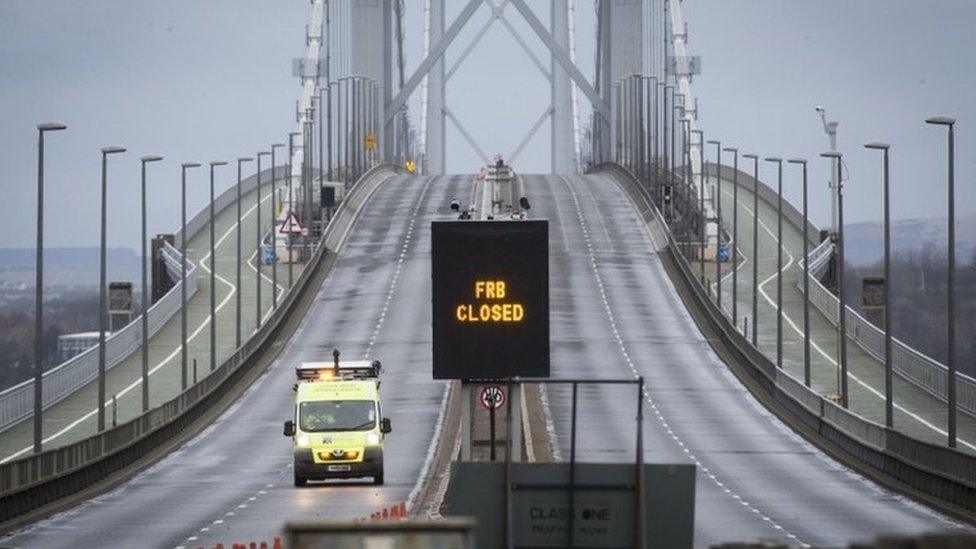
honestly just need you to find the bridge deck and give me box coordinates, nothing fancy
[0,180,290,463]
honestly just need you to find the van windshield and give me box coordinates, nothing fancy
[299,400,376,432]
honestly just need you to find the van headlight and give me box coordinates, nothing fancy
[365,433,380,446]
[296,434,311,447]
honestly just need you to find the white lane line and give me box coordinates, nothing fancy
[1,185,280,464]
[561,175,809,547]
[731,185,976,452]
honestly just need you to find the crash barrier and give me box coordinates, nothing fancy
[0,165,398,525]
[597,163,976,513]
[284,518,477,548]
[0,166,289,433]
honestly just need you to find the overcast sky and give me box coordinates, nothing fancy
[1,1,973,253]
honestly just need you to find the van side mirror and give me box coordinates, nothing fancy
[381,418,392,434]
[283,420,295,437]
[519,196,531,210]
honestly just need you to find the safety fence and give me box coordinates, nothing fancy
[0,165,397,524]
[598,163,976,512]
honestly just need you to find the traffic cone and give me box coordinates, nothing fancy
[382,508,388,519]
[273,537,283,549]
[260,542,268,549]
[399,502,407,517]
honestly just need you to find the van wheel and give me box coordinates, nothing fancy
[294,473,307,487]
[373,470,384,485]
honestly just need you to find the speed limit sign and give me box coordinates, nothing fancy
[479,385,506,411]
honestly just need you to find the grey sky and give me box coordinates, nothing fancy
[1,1,973,253]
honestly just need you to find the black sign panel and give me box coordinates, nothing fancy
[431,220,549,379]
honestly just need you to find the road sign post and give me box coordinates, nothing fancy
[480,385,506,461]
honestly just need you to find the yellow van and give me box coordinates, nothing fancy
[283,357,392,486]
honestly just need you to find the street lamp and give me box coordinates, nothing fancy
[788,157,811,387]
[820,150,848,408]
[724,147,740,326]
[139,155,163,413]
[235,157,253,350]
[863,142,892,425]
[742,153,760,345]
[270,143,285,308]
[33,122,67,453]
[180,162,200,390]
[287,132,301,290]
[708,139,723,309]
[208,161,228,373]
[691,129,705,285]
[255,151,271,331]
[765,157,784,369]
[98,145,126,432]
[925,115,957,447]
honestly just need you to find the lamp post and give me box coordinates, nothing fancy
[235,157,253,350]
[742,154,760,346]
[98,145,126,432]
[679,117,692,234]
[208,161,228,372]
[765,157,784,368]
[270,143,285,308]
[863,143,892,424]
[139,155,163,413]
[180,162,200,390]
[255,151,270,331]
[925,115,957,447]
[33,122,67,453]
[789,158,811,386]
[690,129,705,285]
[287,132,300,290]
[724,147,740,325]
[708,140,723,308]
[820,151,848,407]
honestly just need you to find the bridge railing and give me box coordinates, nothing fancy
[598,163,976,511]
[0,165,396,522]
[0,243,198,433]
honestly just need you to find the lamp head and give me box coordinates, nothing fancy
[863,142,890,150]
[819,151,843,159]
[741,153,758,160]
[210,161,228,167]
[38,122,67,132]
[101,146,126,155]
[182,162,201,169]
[723,147,738,154]
[924,116,955,126]
[787,157,807,164]
[141,155,163,163]
[238,157,254,163]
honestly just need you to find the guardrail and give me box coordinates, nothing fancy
[0,166,291,435]
[597,163,976,513]
[797,238,976,417]
[0,244,198,433]
[0,165,398,524]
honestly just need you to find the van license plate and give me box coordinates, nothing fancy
[328,465,351,472]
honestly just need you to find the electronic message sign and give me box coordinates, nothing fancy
[431,220,549,379]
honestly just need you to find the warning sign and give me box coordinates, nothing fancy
[278,211,304,235]
[364,132,377,150]
[479,385,506,411]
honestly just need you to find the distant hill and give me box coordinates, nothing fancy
[843,215,976,266]
[0,247,140,288]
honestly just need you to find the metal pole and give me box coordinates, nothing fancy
[743,154,760,346]
[925,116,957,446]
[865,143,891,419]
[288,132,299,289]
[568,381,578,548]
[209,161,227,372]
[765,157,784,368]
[271,143,284,308]
[634,376,645,549]
[98,146,125,432]
[709,140,722,308]
[822,151,848,405]
[790,158,811,386]
[692,130,705,285]
[180,163,199,390]
[140,155,162,412]
[236,158,252,349]
[34,122,66,453]
[725,147,739,326]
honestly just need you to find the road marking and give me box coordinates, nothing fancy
[561,175,808,547]
[1,184,282,463]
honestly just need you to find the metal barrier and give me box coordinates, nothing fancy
[597,163,976,512]
[0,166,397,521]
[0,244,198,433]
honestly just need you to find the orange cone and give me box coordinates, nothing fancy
[260,543,268,549]
[273,537,283,549]
[399,502,407,517]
